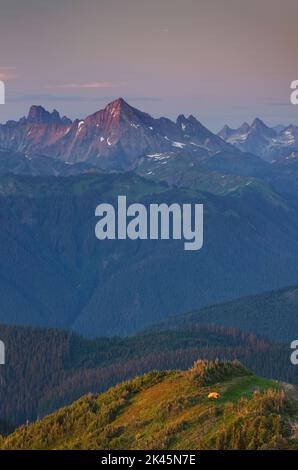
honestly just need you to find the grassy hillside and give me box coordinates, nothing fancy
[1,361,298,450]
[159,284,298,342]
[1,322,298,428]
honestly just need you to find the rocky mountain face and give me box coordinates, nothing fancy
[0,98,233,170]
[0,106,72,156]
[218,118,298,162]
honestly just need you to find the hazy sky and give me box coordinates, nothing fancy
[0,0,298,130]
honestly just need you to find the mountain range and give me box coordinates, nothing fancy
[157,283,298,343]
[0,98,297,172]
[0,100,298,336]
[0,98,233,170]
[1,99,298,200]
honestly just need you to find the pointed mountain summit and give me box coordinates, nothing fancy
[176,113,210,136]
[27,105,52,124]
[218,122,250,141]
[105,97,135,116]
[239,122,250,133]
[27,105,71,125]
[251,117,266,130]
[176,113,230,153]
[84,97,152,130]
[251,118,276,137]
[251,117,269,130]
[93,97,137,122]
[218,124,233,140]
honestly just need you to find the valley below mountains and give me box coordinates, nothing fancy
[0,171,298,336]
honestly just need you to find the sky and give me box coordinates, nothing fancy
[0,0,298,130]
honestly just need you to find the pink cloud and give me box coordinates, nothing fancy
[47,82,119,89]
[0,67,17,81]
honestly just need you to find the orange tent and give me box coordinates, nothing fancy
[208,392,221,399]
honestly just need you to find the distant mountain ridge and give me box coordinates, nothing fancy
[218,118,298,161]
[0,99,298,183]
[0,98,233,170]
[158,283,298,342]
[1,99,298,171]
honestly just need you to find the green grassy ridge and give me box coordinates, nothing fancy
[1,360,297,450]
[1,321,298,428]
